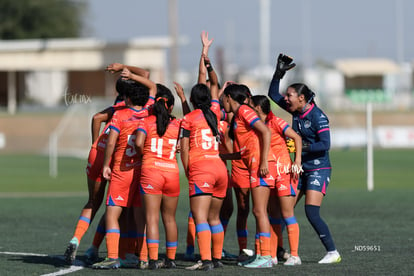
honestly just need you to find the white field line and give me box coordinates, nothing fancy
[0,192,88,198]
[0,251,85,276]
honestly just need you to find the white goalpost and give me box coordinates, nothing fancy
[49,100,108,177]
[366,102,374,191]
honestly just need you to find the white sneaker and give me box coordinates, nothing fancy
[318,250,341,264]
[284,255,301,266]
[243,255,273,268]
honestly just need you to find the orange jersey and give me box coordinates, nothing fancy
[92,101,127,151]
[266,112,292,168]
[137,115,181,172]
[109,106,151,171]
[233,104,275,163]
[180,100,222,165]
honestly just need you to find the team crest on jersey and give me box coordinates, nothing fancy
[304,120,311,128]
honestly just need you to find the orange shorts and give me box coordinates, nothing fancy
[140,168,180,197]
[188,159,228,198]
[230,165,250,189]
[246,159,276,189]
[270,172,298,197]
[106,168,141,208]
[86,147,105,182]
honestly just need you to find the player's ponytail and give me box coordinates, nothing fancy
[153,85,175,137]
[190,83,219,139]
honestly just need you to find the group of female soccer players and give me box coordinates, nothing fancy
[63,32,341,271]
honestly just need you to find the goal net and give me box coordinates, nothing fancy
[49,99,110,177]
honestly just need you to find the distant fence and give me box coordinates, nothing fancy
[331,126,414,148]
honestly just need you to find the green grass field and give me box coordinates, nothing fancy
[1,149,413,275]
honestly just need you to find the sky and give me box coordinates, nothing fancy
[84,0,414,72]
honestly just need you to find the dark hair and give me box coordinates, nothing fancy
[223,84,251,140]
[251,95,271,115]
[125,81,149,106]
[223,83,248,104]
[153,84,175,137]
[289,83,315,105]
[190,83,218,138]
[115,77,134,96]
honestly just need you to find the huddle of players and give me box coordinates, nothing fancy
[63,31,341,270]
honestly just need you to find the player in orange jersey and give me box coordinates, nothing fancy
[251,95,303,266]
[64,64,150,265]
[91,70,156,269]
[222,84,276,269]
[178,50,228,270]
[135,87,181,270]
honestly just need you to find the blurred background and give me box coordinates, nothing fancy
[0,0,413,169]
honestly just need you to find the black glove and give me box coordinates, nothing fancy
[274,53,296,80]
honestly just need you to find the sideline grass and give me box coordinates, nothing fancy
[0,149,413,275]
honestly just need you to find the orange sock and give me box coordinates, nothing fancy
[136,234,148,262]
[259,232,271,256]
[237,229,248,252]
[73,216,90,242]
[186,212,196,249]
[196,222,211,261]
[255,233,260,255]
[106,229,120,259]
[285,216,300,256]
[92,225,105,249]
[147,239,159,261]
[166,241,178,260]
[211,224,224,259]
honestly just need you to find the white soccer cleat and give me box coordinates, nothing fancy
[318,250,341,264]
[243,255,273,268]
[283,255,302,266]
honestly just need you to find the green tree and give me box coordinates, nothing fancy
[0,0,87,39]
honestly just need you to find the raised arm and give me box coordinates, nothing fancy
[268,53,296,111]
[204,55,219,101]
[197,31,213,84]
[106,62,150,79]
[174,81,191,116]
[120,68,157,98]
